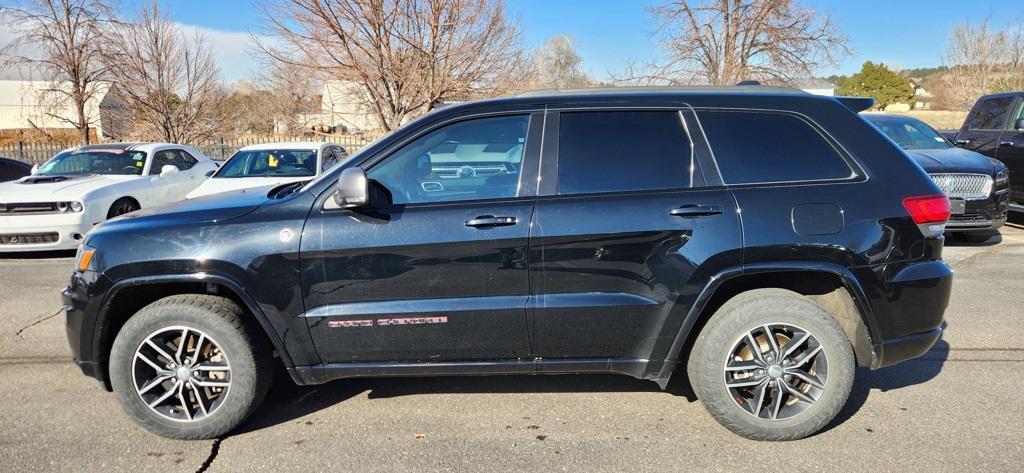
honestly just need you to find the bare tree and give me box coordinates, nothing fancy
[99,1,229,143]
[616,0,849,86]
[255,0,529,132]
[940,19,1024,110]
[531,35,592,89]
[258,62,323,133]
[0,0,111,144]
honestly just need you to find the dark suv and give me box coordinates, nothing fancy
[64,86,953,441]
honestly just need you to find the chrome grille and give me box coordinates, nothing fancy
[929,173,992,200]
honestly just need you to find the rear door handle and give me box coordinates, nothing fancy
[1000,141,1015,147]
[955,139,971,145]
[670,204,723,217]
[465,215,517,227]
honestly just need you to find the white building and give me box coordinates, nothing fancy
[320,80,383,134]
[792,78,837,96]
[0,80,124,139]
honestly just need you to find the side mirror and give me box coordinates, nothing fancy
[1015,118,1024,131]
[159,165,179,178]
[333,167,368,208]
[30,164,38,175]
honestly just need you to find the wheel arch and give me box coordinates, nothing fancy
[656,262,878,387]
[91,273,294,390]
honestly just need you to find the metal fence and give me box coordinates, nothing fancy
[0,134,382,164]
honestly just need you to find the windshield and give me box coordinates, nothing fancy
[36,149,148,176]
[215,149,318,178]
[865,115,952,151]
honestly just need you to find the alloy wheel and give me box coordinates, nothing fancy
[723,323,828,421]
[131,326,231,422]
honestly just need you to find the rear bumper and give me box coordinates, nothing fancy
[855,259,952,369]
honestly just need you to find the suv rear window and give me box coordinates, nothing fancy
[965,97,1015,130]
[698,110,852,184]
[557,111,693,194]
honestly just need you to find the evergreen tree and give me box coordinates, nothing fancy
[838,62,914,109]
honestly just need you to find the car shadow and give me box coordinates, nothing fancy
[234,366,685,435]
[943,232,1002,247]
[240,337,947,436]
[823,338,949,433]
[0,249,76,260]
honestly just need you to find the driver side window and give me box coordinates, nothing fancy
[367,115,528,205]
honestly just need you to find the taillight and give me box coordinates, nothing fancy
[903,194,950,237]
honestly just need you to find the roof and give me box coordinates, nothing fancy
[515,85,807,98]
[789,78,836,90]
[238,141,329,151]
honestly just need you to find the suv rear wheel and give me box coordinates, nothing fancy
[688,289,855,441]
[109,294,272,439]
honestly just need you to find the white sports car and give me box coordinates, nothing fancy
[0,142,218,251]
[186,141,347,199]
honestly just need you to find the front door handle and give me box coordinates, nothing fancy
[1000,141,1015,147]
[465,215,517,227]
[670,204,723,217]
[955,139,971,145]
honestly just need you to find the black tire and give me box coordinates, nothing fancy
[953,231,994,244]
[687,289,855,441]
[107,197,140,219]
[109,294,273,439]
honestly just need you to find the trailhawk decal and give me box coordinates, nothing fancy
[328,316,448,328]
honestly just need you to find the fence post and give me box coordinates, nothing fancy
[219,137,225,159]
[16,140,24,161]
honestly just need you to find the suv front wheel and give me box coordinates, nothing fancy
[109,294,273,439]
[688,289,855,441]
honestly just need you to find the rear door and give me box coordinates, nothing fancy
[528,107,741,362]
[996,97,1024,202]
[957,96,1016,158]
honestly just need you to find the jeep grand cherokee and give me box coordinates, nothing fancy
[64,86,952,441]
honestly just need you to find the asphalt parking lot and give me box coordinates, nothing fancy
[2,225,1023,472]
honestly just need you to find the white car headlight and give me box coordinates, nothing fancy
[70,201,84,212]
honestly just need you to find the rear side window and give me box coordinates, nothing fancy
[557,111,693,194]
[698,110,852,184]
[965,97,1014,130]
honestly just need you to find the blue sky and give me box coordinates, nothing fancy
[139,0,1022,82]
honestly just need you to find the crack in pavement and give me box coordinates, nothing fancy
[14,307,63,338]
[196,437,225,473]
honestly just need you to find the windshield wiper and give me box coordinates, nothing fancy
[270,181,305,199]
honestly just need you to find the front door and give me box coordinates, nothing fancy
[957,96,1016,158]
[997,98,1024,203]
[301,113,541,363]
[529,109,742,361]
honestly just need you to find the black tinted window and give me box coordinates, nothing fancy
[557,111,692,194]
[698,110,852,184]
[966,97,1014,130]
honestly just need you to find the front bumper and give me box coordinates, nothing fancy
[0,212,94,252]
[63,270,112,388]
[946,189,1010,232]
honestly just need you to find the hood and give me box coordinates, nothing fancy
[187,176,311,199]
[906,148,996,175]
[94,186,275,235]
[0,174,136,200]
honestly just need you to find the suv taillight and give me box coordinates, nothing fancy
[903,194,950,237]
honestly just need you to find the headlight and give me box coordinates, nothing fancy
[75,245,96,272]
[995,168,1009,185]
[55,201,84,213]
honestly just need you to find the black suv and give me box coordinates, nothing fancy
[944,91,1024,209]
[64,86,953,441]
